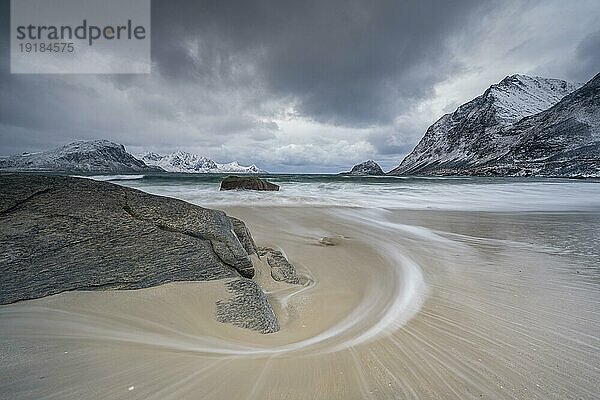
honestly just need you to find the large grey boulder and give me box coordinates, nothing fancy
[220,175,279,191]
[0,173,279,333]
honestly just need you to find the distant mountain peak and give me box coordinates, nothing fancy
[388,72,599,177]
[0,140,159,173]
[486,74,582,124]
[138,151,266,174]
[66,139,123,148]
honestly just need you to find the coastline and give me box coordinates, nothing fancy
[1,203,598,399]
[2,2,598,398]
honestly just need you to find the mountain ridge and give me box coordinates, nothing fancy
[389,73,598,177]
[137,151,266,174]
[0,140,161,174]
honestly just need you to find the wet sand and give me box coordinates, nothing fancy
[1,207,598,399]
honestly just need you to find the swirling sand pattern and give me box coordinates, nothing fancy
[1,205,598,399]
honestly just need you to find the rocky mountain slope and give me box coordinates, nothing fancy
[340,160,385,175]
[0,140,160,174]
[138,151,265,173]
[475,73,600,177]
[389,74,587,176]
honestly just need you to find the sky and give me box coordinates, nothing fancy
[0,0,599,173]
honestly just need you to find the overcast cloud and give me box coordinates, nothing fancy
[0,0,599,172]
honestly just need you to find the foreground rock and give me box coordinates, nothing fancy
[220,175,279,191]
[257,247,309,285]
[0,173,282,333]
[340,160,385,176]
[0,140,162,174]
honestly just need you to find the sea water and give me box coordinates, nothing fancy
[87,173,600,212]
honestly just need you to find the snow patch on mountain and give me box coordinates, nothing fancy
[389,74,583,175]
[0,140,158,173]
[489,75,581,123]
[138,151,266,174]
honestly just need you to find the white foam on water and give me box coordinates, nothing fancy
[118,175,600,212]
[73,174,146,181]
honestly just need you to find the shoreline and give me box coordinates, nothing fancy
[2,204,598,398]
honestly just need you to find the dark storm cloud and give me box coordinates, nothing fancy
[149,0,490,126]
[0,0,494,155]
[1,0,599,171]
[368,131,415,156]
[568,29,600,83]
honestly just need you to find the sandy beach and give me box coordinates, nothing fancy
[1,204,598,399]
[2,0,599,397]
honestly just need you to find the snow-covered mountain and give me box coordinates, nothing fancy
[138,151,266,174]
[475,73,600,177]
[389,74,583,176]
[0,140,160,173]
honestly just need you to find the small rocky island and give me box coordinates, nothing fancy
[340,160,385,176]
[0,173,297,333]
[220,175,279,191]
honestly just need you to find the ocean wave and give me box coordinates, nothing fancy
[73,174,146,181]
[115,176,600,212]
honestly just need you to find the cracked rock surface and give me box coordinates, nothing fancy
[0,173,278,333]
